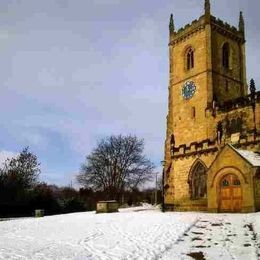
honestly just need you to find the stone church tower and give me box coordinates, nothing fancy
[163,0,260,212]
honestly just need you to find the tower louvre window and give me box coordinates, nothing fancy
[187,48,194,70]
[222,43,229,69]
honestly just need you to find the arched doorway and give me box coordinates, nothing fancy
[219,174,242,212]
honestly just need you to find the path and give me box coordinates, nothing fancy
[161,214,260,260]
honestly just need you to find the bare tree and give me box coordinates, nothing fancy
[77,135,155,200]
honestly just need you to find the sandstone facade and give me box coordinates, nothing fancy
[163,0,260,212]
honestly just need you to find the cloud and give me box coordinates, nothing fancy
[0,30,10,40]
[0,150,17,167]
[17,128,49,148]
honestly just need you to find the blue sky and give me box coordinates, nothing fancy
[0,0,259,187]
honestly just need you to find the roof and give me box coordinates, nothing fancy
[229,144,260,167]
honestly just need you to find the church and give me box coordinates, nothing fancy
[163,0,260,213]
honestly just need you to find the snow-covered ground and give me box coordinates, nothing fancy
[0,205,260,259]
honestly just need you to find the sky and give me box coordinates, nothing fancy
[0,0,259,187]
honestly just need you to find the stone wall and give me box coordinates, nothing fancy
[165,151,217,211]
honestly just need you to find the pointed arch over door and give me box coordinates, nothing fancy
[188,160,208,199]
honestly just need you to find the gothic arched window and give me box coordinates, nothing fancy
[222,43,229,69]
[189,161,207,199]
[186,48,194,70]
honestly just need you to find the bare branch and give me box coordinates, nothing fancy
[77,135,155,200]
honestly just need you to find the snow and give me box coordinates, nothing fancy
[0,206,260,259]
[162,213,260,260]
[231,145,260,167]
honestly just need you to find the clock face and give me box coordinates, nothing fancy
[182,81,196,100]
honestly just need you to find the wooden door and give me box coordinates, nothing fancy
[219,174,242,212]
